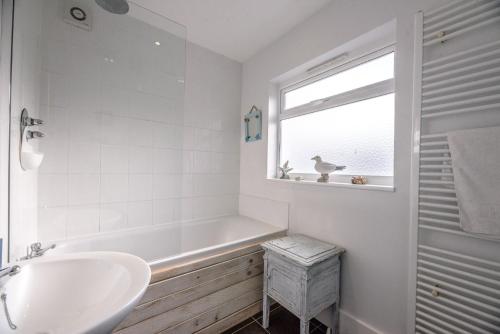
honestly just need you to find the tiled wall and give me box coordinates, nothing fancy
[37,0,241,241]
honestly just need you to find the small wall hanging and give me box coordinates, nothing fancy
[244,105,262,142]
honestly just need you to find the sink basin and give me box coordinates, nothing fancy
[0,252,151,334]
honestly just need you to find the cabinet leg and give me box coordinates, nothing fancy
[331,303,340,334]
[300,319,309,334]
[262,293,270,329]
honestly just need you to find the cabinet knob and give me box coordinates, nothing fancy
[431,284,440,297]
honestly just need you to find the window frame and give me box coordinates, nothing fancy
[277,45,396,180]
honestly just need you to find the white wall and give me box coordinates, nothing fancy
[8,0,241,259]
[239,0,448,333]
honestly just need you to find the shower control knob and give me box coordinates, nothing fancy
[26,130,46,141]
[29,118,44,126]
[20,108,44,127]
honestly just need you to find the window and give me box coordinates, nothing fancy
[278,47,395,185]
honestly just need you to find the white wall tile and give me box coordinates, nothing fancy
[142,71,181,99]
[127,91,154,120]
[182,151,194,174]
[128,201,153,227]
[129,174,153,201]
[153,174,182,199]
[70,110,101,143]
[42,39,70,74]
[153,149,183,174]
[192,175,215,197]
[217,195,239,216]
[40,71,68,107]
[212,152,239,173]
[65,43,102,81]
[68,142,100,174]
[39,105,69,141]
[184,127,212,151]
[68,74,100,110]
[68,174,100,205]
[129,147,153,174]
[100,202,128,231]
[181,198,193,221]
[101,114,129,145]
[39,139,69,174]
[128,119,153,147]
[212,130,240,153]
[100,174,128,203]
[153,123,183,149]
[101,144,128,174]
[39,174,67,207]
[153,198,180,224]
[181,174,194,197]
[38,207,67,241]
[100,84,130,117]
[66,205,100,237]
[193,151,212,174]
[35,24,242,241]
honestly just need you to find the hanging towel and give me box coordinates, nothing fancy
[448,126,500,237]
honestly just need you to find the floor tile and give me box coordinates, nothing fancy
[222,317,257,334]
[255,307,328,334]
[252,303,282,321]
[225,305,329,334]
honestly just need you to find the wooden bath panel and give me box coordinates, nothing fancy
[114,242,269,334]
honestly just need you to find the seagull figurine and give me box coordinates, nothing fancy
[311,155,346,182]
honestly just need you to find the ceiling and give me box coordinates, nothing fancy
[132,0,333,62]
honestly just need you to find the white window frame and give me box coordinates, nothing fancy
[277,45,396,184]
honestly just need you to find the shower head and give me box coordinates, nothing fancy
[95,0,129,14]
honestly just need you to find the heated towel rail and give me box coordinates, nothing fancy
[411,1,500,333]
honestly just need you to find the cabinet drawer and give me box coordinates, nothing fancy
[266,261,304,315]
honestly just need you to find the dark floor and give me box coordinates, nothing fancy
[222,304,329,334]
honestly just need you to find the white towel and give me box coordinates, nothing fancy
[448,127,500,237]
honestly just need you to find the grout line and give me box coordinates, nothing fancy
[255,320,271,334]
[230,319,261,334]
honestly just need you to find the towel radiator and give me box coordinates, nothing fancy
[410,1,500,333]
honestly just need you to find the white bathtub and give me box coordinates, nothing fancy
[51,215,286,272]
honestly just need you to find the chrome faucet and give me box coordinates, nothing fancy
[0,265,21,280]
[20,242,55,260]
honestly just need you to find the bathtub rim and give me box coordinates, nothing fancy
[48,214,287,278]
[50,214,283,249]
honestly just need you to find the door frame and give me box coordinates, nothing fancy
[0,0,13,265]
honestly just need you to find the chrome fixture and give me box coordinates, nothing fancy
[20,242,55,261]
[19,108,45,170]
[0,264,21,329]
[1,293,16,330]
[20,108,45,142]
[25,130,45,141]
[95,0,129,14]
[0,265,20,280]
[21,109,44,127]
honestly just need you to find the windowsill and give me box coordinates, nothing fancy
[266,178,395,192]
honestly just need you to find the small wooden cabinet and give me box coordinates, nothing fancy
[261,235,344,334]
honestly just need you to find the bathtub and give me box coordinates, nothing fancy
[52,215,286,334]
[52,215,285,272]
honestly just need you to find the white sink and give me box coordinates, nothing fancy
[0,252,151,334]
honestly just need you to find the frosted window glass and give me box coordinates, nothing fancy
[280,94,394,176]
[284,53,394,110]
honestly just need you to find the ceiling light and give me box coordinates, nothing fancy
[154,41,161,46]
